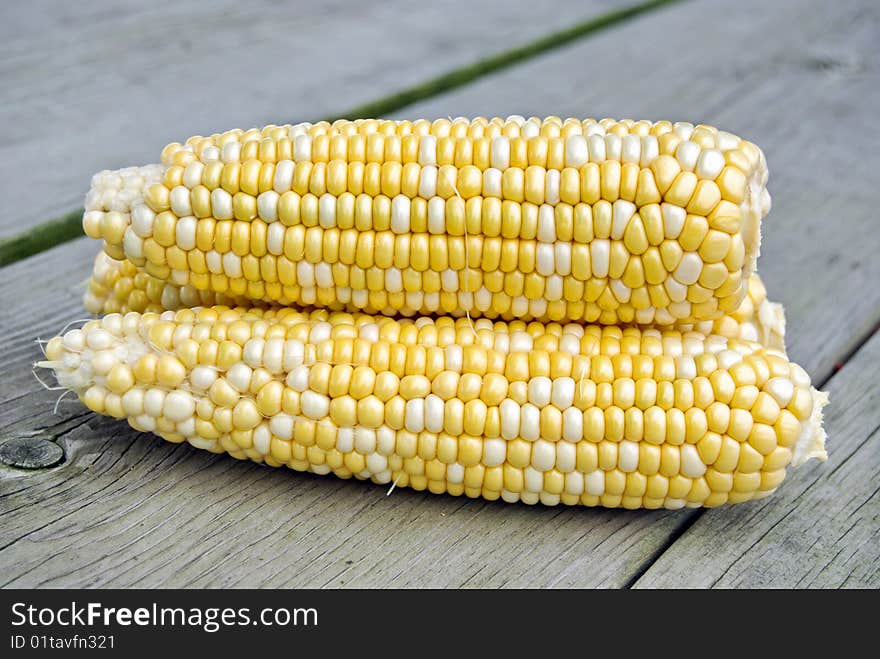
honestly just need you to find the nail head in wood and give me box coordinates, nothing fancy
[0,437,64,469]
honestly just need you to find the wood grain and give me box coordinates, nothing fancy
[0,416,697,588]
[1,0,878,587]
[0,0,623,240]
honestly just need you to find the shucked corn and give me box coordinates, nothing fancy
[42,307,826,509]
[84,251,786,352]
[83,117,770,325]
[84,251,257,314]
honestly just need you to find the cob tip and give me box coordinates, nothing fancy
[792,388,829,467]
[81,164,163,261]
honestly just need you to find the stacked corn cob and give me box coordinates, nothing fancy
[41,116,826,509]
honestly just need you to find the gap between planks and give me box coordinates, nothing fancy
[0,0,683,266]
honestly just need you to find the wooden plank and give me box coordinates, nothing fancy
[396,0,880,380]
[0,0,625,241]
[633,331,880,588]
[1,246,694,589]
[1,0,877,587]
[0,239,100,437]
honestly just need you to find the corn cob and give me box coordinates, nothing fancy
[41,307,825,509]
[84,250,258,314]
[679,272,785,352]
[82,117,770,325]
[84,251,786,352]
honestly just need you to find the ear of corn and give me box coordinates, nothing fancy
[42,307,825,509]
[55,116,828,511]
[82,117,770,325]
[84,250,259,314]
[675,271,785,352]
[84,251,786,352]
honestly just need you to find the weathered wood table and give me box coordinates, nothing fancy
[1,0,877,588]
